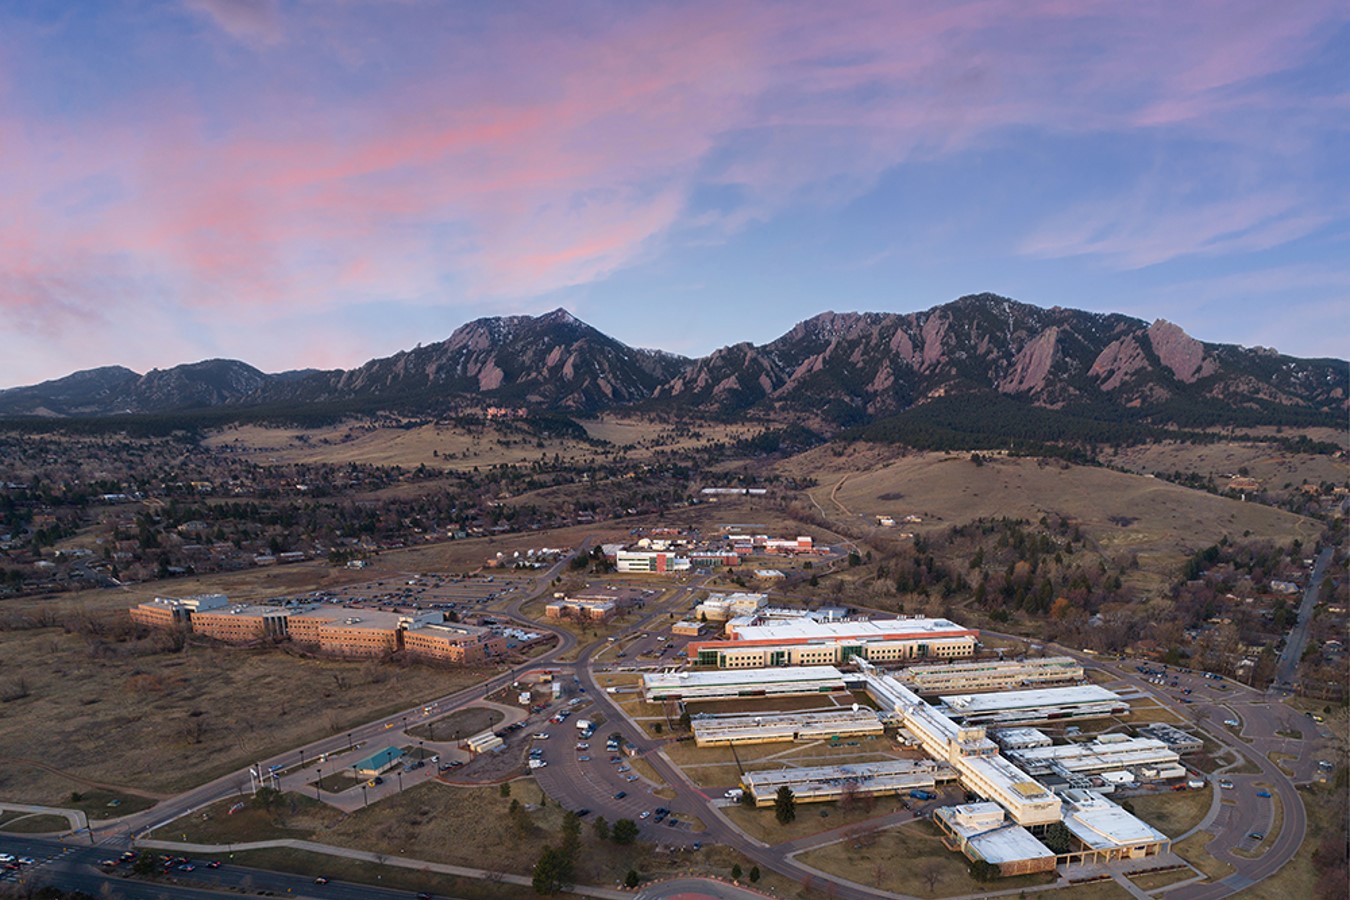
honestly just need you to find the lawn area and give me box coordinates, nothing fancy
[1125,786,1212,836]
[1125,702,1185,725]
[0,813,69,833]
[721,795,909,844]
[406,706,503,743]
[1051,880,1136,899]
[167,778,678,886]
[1172,831,1234,882]
[166,793,343,844]
[314,772,361,793]
[795,819,1056,898]
[1129,868,1195,890]
[1268,751,1296,776]
[56,788,160,821]
[0,613,495,806]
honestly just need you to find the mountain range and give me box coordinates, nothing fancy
[1,295,1344,429]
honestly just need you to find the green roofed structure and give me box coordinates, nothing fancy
[353,746,404,777]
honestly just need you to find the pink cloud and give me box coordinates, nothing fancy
[0,0,1344,383]
[182,0,283,46]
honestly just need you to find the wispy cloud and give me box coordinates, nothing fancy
[0,0,1345,383]
[182,0,283,46]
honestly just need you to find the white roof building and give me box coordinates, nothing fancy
[642,665,845,702]
[1059,789,1170,860]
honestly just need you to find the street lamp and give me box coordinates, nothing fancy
[361,785,368,807]
[299,748,305,767]
[397,770,403,792]
[315,768,322,800]
[347,732,353,751]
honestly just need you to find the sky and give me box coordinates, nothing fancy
[2,0,1347,388]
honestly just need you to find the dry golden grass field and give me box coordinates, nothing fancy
[200,416,758,470]
[791,449,1319,571]
[173,779,794,891]
[1126,785,1213,836]
[0,586,491,805]
[795,818,1056,898]
[1105,441,1348,495]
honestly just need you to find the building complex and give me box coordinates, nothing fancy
[688,617,978,668]
[132,595,505,663]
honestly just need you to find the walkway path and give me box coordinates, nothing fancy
[137,836,629,899]
[0,802,88,833]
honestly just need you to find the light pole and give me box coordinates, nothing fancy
[299,748,305,767]
[397,770,403,792]
[315,768,322,800]
[347,732,353,751]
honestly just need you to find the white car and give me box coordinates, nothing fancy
[639,810,651,819]
[533,733,550,740]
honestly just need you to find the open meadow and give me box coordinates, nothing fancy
[200,416,760,470]
[788,448,1319,575]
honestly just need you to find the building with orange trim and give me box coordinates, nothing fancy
[688,617,978,668]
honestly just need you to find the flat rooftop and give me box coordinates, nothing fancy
[730,617,974,643]
[941,685,1122,713]
[1062,790,1170,848]
[644,665,845,690]
[743,759,948,789]
[903,656,1080,675]
[692,708,882,741]
[969,825,1057,864]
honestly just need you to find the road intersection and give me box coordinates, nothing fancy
[3,540,1336,900]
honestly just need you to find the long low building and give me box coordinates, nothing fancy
[899,657,1084,695]
[1058,789,1171,863]
[1005,736,1180,777]
[939,685,1127,726]
[741,759,954,806]
[642,666,847,702]
[692,708,883,747]
[858,661,1062,827]
[132,598,506,663]
[688,617,978,668]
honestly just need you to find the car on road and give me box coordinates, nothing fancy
[1256,790,1272,798]
[1248,832,1264,840]
[1219,779,1234,789]
[314,876,329,884]
[1223,719,1240,727]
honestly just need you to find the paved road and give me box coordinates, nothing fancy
[1273,545,1334,688]
[0,834,427,900]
